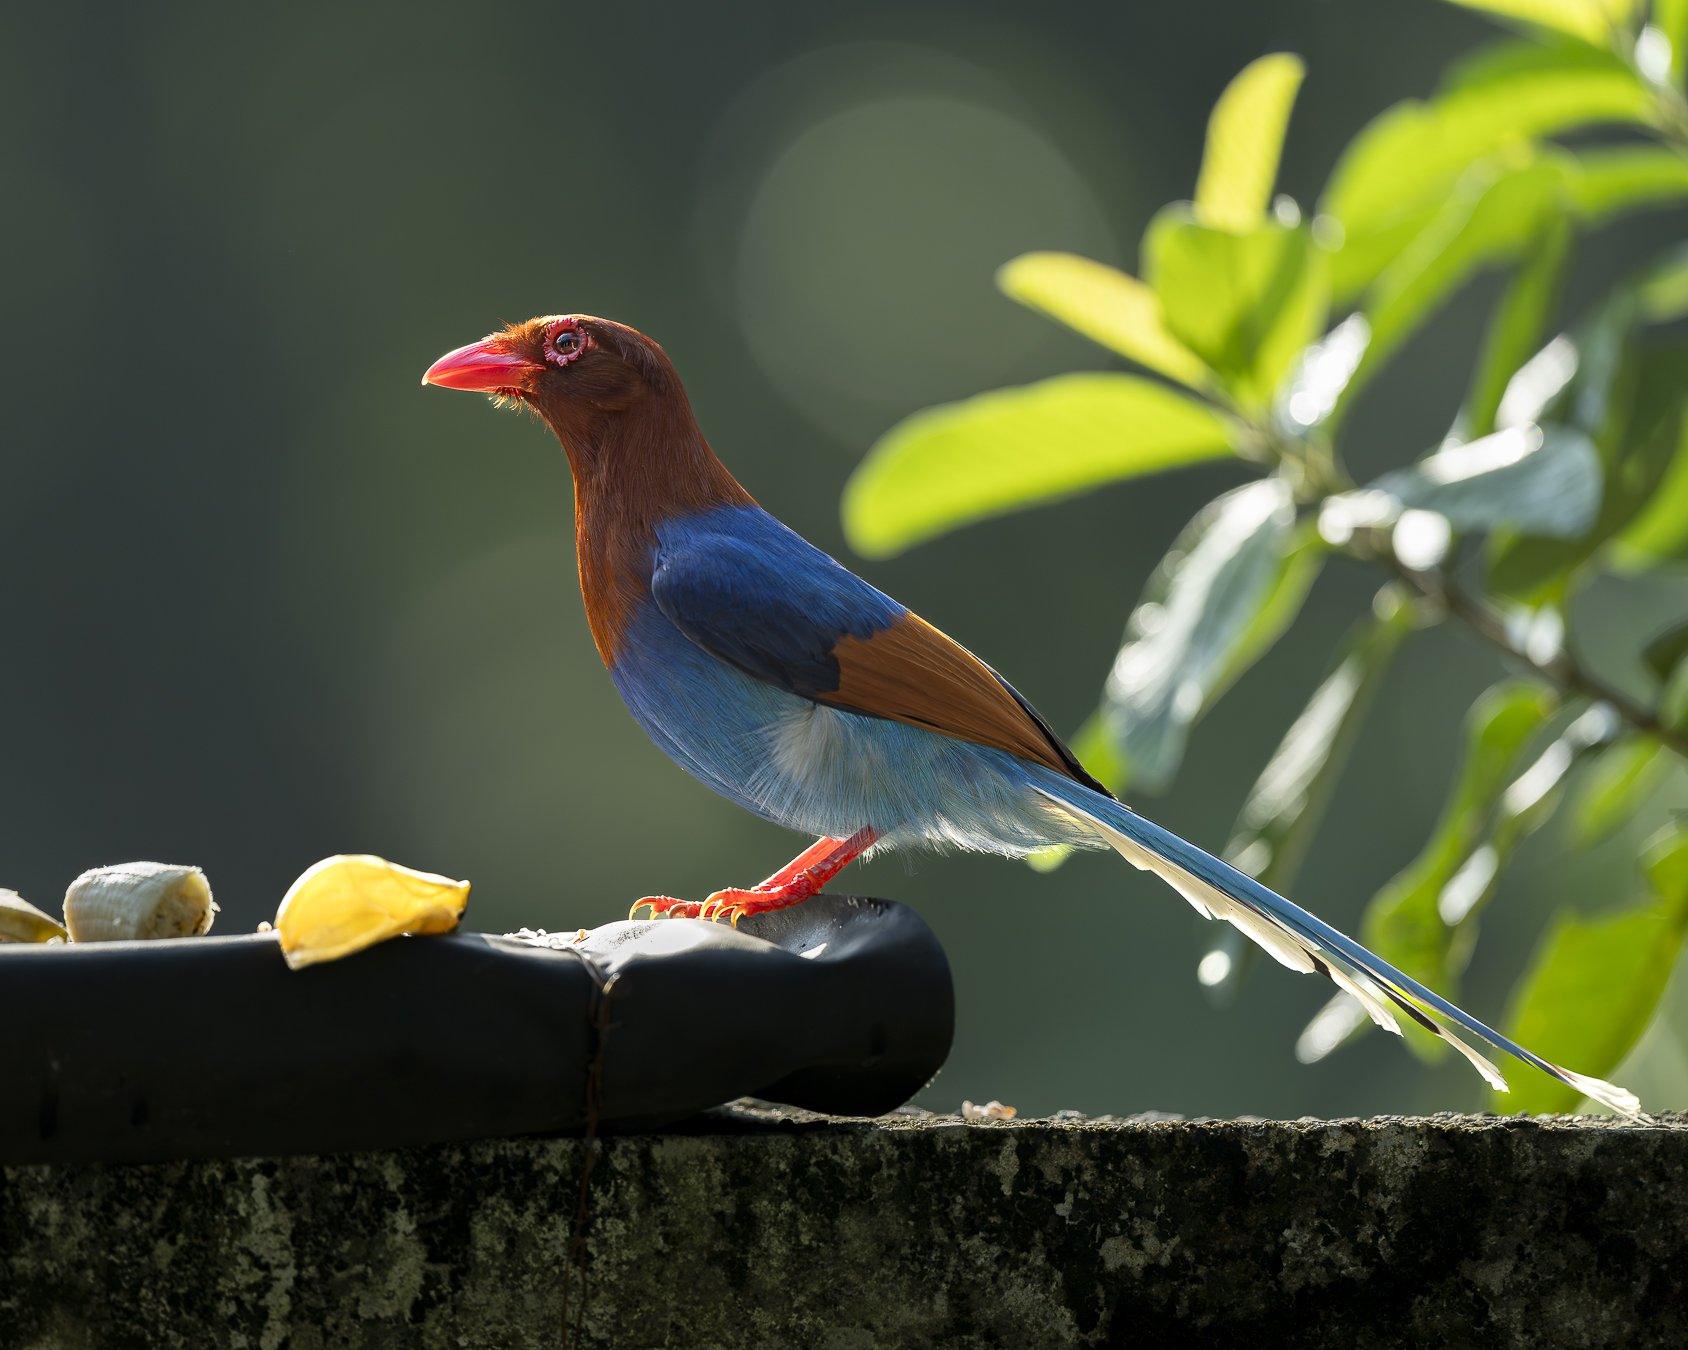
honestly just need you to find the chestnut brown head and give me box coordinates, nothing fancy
[422,314,682,457]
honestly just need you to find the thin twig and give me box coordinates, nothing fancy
[1385,554,1688,760]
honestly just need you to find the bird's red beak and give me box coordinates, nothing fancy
[421,336,539,393]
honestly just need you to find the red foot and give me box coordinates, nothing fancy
[626,828,877,927]
[627,895,704,920]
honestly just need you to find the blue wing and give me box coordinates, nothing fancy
[649,505,904,698]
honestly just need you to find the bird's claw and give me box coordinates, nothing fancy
[699,891,741,923]
[628,895,704,921]
[701,888,792,926]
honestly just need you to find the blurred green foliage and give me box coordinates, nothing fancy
[846,1,1688,1112]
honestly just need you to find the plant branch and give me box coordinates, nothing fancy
[1382,552,1688,760]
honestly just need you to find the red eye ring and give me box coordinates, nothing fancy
[544,319,588,367]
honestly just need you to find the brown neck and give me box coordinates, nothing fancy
[551,391,754,667]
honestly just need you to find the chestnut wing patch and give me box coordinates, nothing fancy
[825,615,1103,787]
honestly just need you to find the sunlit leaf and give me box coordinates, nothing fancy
[1570,734,1672,845]
[1443,0,1626,45]
[1438,34,1644,103]
[1324,142,1683,351]
[1201,588,1418,1004]
[1098,479,1300,793]
[1309,699,1612,1064]
[842,374,1237,558]
[1492,705,1619,858]
[997,252,1212,390]
[1143,210,1329,410]
[1340,157,1569,412]
[1464,208,1571,440]
[1360,683,1557,1021]
[1275,314,1372,434]
[1539,285,1634,442]
[1498,823,1688,1113]
[1320,424,1602,542]
[1320,40,1652,299]
[1656,0,1688,83]
[1565,145,1688,221]
[1649,820,1688,894]
[1193,53,1306,232]
[1493,334,1688,595]
[1222,525,1328,701]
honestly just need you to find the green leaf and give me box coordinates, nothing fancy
[1644,619,1688,683]
[1341,157,1570,412]
[1321,424,1602,542]
[1498,823,1688,1113]
[1648,819,1688,893]
[1636,242,1688,322]
[1564,145,1688,222]
[1360,682,1558,1013]
[842,374,1237,558]
[1656,0,1688,83]
[1320,40,1652,299]
[1464,208,1572,440]
[1218,525,1328,705]
[1201,588,1419,1004]
[1494,333,1688,595]
[1667,657,1688,735]
[1609,405,1688,566]
[997,252,1212,390]
[1346,142,1688,423]
[1143,211,1329,410]
[1570,735,1671,845]
[1443,0,1627,45]
[1275,314,1372,433]
[1098,479,1303,793]
[1323,699,1608,1068]
[1040,530,1326,866]
[1522,285,1635,444]
[1193,53,1306,232]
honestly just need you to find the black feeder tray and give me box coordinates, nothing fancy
[0,895,953,1164]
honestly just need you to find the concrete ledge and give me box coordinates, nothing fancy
[3,1107,1684,1348]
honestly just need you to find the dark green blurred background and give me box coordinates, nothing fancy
[5,0,1685,1117]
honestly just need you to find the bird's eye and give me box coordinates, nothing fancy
[544,320,588,368]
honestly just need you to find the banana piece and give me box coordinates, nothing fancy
[62,863,217,942]
[0,890,68,943]
[275,854,469,970]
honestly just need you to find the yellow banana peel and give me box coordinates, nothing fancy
[275,854,469,970]
[0,890,68,943]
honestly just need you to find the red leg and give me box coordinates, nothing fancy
[699,827,878,925]
[629,828,877,925]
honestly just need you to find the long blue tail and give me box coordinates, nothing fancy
[1029,774,1643,1119]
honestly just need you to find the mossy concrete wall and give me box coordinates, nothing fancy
[2,1107,1684,1348]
